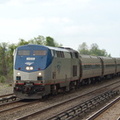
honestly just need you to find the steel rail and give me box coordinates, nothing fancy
[87,95,120,120]
[0,100,40,114]
[0,93,14,98]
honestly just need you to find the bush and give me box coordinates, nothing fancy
[0,76,6,83]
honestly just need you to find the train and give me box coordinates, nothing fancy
[13,44,120,99]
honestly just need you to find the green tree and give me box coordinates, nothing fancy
[7,43,17,79]
[0,43,8,76]
[90,43,110,56]
[78,42,90,55]
[17,39,29,46]
[28,35,45,45]
[90,43,99,56]
[45,36,55,46]
[45,36,62,47]
[78,42,111,57]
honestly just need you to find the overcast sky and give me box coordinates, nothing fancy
[0,0,120,57]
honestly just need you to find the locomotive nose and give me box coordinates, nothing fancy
[23,82,34,94]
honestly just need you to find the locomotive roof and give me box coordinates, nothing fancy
[80,54,99,59]
[80,54,114,60]
[17,44,77,53]
[99,56,113,60]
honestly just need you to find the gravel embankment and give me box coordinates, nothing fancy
[0,84,13,96]
[93,98,120,120]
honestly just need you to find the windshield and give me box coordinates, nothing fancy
[17,50,47,56]
[33,50,47,55]
[17,50,30,56]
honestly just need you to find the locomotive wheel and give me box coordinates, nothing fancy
[69,82,75,90]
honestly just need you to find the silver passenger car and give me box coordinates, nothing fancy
[80,55,102,82]
[115,58,120,75]
[99,57,116,77]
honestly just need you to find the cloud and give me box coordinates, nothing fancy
[3,0,40,5]
[0,17,46,42]
[0,0,9,4]
[47,17,72,24]
[0,17,45,30]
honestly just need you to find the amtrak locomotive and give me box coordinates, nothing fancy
[13,44,120,99]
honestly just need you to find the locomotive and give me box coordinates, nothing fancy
[13,44,120,99]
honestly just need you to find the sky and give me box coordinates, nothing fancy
[0,0,120,57]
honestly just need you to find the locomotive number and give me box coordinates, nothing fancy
[26,57,35,60]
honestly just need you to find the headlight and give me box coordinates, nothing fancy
[38,72,42,76]
[26,66,30,70]
[26,66,34,70]
[17,72,20,75]
[30,66,33,70]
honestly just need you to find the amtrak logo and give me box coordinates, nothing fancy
[25,62,34,66]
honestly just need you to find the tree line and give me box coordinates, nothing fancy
[0,35,110,83]
[78,42,111,57]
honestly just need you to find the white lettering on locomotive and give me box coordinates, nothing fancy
[26,57,35,60]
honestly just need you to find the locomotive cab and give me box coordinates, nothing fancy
[13,45,53,99]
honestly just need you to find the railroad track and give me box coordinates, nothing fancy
[0,93,17,104]
[87,95,120,120]
[47,90,120,120]
[0,99,40,115]
[0,93,14,98]
[16,82,120,120]
[0,80,120,120]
